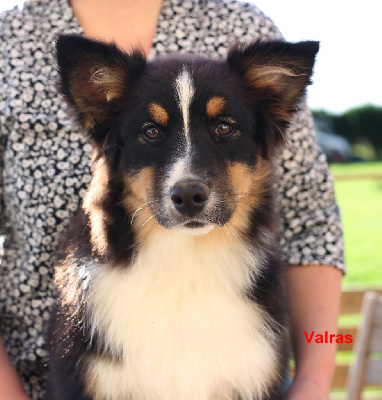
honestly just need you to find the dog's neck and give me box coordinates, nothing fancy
[82,225,278,400]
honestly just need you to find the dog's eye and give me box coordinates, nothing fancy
[215,122,233,136]
[144,127,160,140]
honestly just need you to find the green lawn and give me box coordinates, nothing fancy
[331,162,382,177]
[329,163,382,398]
[330,162,382,287]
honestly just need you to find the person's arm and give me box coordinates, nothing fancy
[285,265,342,400]
[0,336,31,400]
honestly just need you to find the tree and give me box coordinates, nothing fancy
[313,105,382,158]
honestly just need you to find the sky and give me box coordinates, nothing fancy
[1,0,381,114]
[250,0,382,114]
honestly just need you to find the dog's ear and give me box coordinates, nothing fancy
[227,40,319,158]
[56,34,146,144]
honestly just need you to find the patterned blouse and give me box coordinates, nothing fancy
[0,0,345,398]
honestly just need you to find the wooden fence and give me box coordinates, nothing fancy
[333,287,382,392]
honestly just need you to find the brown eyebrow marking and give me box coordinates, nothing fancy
[148,103,169,126]
[206,96,226,118]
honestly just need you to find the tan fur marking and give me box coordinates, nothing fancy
[148,103,169,126]
[206,96,226,118]
[122,167,163,240]
[227,158,272,233]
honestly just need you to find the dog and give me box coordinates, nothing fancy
[46,34,318,400]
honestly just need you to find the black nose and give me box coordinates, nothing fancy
[170,181,210,217]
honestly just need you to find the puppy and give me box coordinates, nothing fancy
[46,34,318,400]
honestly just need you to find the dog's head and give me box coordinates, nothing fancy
[57,35,318,247]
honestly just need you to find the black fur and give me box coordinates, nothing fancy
[46,34,318,399]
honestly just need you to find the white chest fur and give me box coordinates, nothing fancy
[84,230,278,400]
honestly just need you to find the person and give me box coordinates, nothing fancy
[0,0,345,399]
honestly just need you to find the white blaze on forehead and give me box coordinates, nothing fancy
[167,157,188,189]
[165,155,195,192]
[174,67,195,148]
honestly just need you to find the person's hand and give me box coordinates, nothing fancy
[284,376,330,400]
[0,338,32,400]
[0,387,31,400]
[0,377,31,400]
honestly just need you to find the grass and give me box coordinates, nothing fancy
[331,162,382,176]
[330,162,382,287]
[331,163,382,396]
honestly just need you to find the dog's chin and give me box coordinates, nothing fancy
[176,221,216,236]
[152,215,216,235]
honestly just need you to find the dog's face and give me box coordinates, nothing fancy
[57,35,318,241]
[118,58,268,235]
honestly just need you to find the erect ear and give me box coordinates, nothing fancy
[227,40,319,158]
[56,34,146,144]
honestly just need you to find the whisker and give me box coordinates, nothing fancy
[142,212,160,227]
[130,206,144,226]
[130,200,159,226]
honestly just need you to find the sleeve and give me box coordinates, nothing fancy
[232,2,346,273]
[0,13,9,238]
[276,103,345,273]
